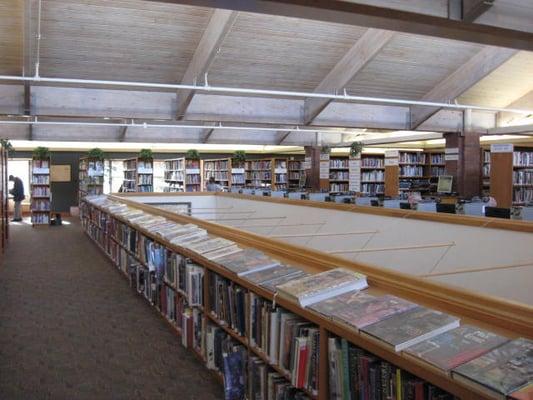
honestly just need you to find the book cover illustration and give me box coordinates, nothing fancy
[223,350,246,400]
[333,295,418,329]
[405,325,509,371]
[309,290,375,317]
[215,248,279,275]
[244,264,302,285]
[453,338,533,396]
[261,271,309,293]
[185,237,236,254]
[509,383,533,400]
[362,307,460,351]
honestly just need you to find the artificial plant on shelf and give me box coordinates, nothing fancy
[0,139,13,156]
[138,148,153,161]
[320,145,331,155]
[33,146,50,160]
[87,148,105,161]
[232,150,246,167]
[350,141,364,158]
[186,149,200,160]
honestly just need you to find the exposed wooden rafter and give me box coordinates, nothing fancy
[175,9,238,119]
[202,128,215,143]
[410,46,517,129]
[303,28,394,124]
[498,91,533,127]
[462,0,494,22]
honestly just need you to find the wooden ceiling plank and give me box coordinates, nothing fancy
[303,28,394,124]
[410,46,517,129]
[497,90,533,127]
[462,0,494,22]
[176,9,238,119]
[202,127,215,143]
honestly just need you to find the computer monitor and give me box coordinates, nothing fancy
[436,203,456,214]
[437,175,453,194]
[485,206,511,219]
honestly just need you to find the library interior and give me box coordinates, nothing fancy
[0,1,532,399]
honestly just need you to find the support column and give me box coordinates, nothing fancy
[444,131,482,198]
[304,146,330,191]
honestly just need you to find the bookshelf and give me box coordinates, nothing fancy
[482,149,491,197]
[164,157,201,192]
[399,151,429,194]
[288,159,303,189]
[81,195,530,400]
[231,160,246,189]
[329,155,349,193]
[203,158,231,189]
[512,148,533,205]
[122,158,153,193]
[0,145,7,252]
[360,153,385,196]
[245,158,272,189]
[273,158,288,190]
[78,157,104,201]
[30,156,51,226]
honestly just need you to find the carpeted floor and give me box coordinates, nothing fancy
[0,218,224,400]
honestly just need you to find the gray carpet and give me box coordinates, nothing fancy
[0,218,224,400]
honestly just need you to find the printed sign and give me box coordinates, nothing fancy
[348,159,361,192]
[445,154,459,161]
[186,168,200,174]
[385,150,399,158]
[491,143,514,153]
[445,147,459,154]
[231,168,245,174]
[385,158,399,166]
[319,160,329,179]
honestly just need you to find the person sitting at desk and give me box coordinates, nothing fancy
[205,176,223,192]
[9,175,25,222]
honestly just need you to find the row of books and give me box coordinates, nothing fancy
[330,183,349,192]
[165,159,185,171]
[399,153,426,164]
[247,172,272,181]
[400,166,424,177]
[31,187,50,197]
[138,175,153,185]
[32,175,49,184]
[361,171,384,182]
[484,151,491,164]
[232,175,246,185]
[204,160,230,171]
[513,170,533,185]
[123,171,136,181]
[205,171,229,181]
[246,160,272,171]
[361,157,384,168]
[137,185,153,192]
[430,154,444,164]
[430,166,446,177]
[483,164,491,177]
[513,151,533,167]
[330,171,350,181]
[514,188,533,204]
[330,159,349,169]
[32,159,49,168]
[289,172,301,180]
[165,171,185,181]
[275,174,287,183]
[275,160,287,169]
[31,213,49,224]
[31,199,50,211]
[361,183,384,195]
[288,161,302,171]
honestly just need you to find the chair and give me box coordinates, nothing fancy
[436,203,456,214]
[485,206,510,219]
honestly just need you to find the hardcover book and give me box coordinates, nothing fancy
[309,290,376,317]
[215,248,279,276]
[452,338,533,398]
[260,270,309,293]
[244,264,302,286]
[361,306,460,352]
[509,384,533,400]
[184,237,236,255]
[276,268,368,307]
[203,245,243,261]
[404,325,508,372]
[332,295,418,330]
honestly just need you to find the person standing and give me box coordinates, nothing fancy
[9,175,25,222]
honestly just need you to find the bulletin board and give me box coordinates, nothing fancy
[50,165,71,182]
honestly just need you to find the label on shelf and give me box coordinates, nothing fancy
[491,143,514,153]
[274,168,287,174]
[137,168,153,174]
[185,168,200,174]
[385,158,399,166]
[231,168,245,174]
[385,150,399,158]
[32,168,50,174]
[445,147,459,154]
[319,153,330,161]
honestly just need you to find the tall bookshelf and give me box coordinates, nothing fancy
[164,158,186,192]
[360,153,385,196]
[30,156,51,226]
[512,148,533,205]
[427,151,445,195]
[482,149,491,197]
[245,158,272,189]
[288,159,303,189]
[230,160,246,189]
[0,145,8,252]
[79,157,104,201]
[329,155,349,193]
[273,157,288,190]
[203,158,231,189]
[122,158,153,193]
[81,196,527,400]
[399,151,428,194]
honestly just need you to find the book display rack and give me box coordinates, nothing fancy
[0,145,7,252]
[329,156,349,193]
[482,149,491,197]
[204,158,231,189]
[361,154,385,196]
[78,157,104,201]
[164,158,202,192]
[245,159,273,189]
[80,193,531,400]
[513,149,533,205]
[30,156,51,226]
[122,158,153,193]
[231,160,246,189]
[273,158,288,191]
[288,160,304,189]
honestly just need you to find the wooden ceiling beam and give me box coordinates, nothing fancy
[175,9,238,120]
[497,91,533,127]
[202,128,215,143]
[141,0,533,51]
[303,28,394,124]
[462,0,494,23]
[410,46,517,129]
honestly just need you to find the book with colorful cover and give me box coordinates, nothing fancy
[309,290,376,318]
[404,325,508,372]
[184,237,236,255]
[214,248,279,276]
[276,268,368,307]
[509,384,533,400]
[260,271,309,293]
[452,338,533,398]
[331,295,418,330]
[361,307,460,352]
[202,245,243,261]
[243,264,302,286]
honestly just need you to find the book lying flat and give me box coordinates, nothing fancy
[361,307,460,352]
[509,384,533,400]
[404,325,508,372]
[452,338,533,399]
[261,271,309,293]
[244,264,302,286]
[184,237,236,255]
[330,295,417,330]
[275,268,368,307]
[215,248,279,276]
[309,290,376,317]
[202,245,243,261]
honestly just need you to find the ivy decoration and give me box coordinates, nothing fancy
[350,142,364,157]
[138,148,153,161]
[87,148,105,161]
[320,145,331,155]
[33,146,50,160]
[186,149,200,160]
[233,150,246,165]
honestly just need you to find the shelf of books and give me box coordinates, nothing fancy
[164,158,186,192]
[30,156,51,226]
[329,156,349,193]
[399,151,430,194]
[245,159,272,189]
[482,149,491,197]
[513,149,533,205]
[273,158,288,191]
[0,146,8,252]
[204,158,231,189]
[80,194,531,400]
[78,157,104,201]
[288,159,304,189]
[123,158,153,193]
[360,154,385,196]
[231,160,246,189]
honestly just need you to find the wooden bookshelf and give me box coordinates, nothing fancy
[30,156,51,226]
[78,157,104,201]
[122,158,153,193]
[360,153,385,196]
[245,158,272,189]
[273,157,288,190]
[329,155,349,193]
[82,194,532,400]
[203,158,231,189]
[512,148,533,206]
[384,150,399,197]
[230,160,246,189]
[164,157,201,192]
[481,149,491,197]
[0,145,8,252]
[288,159,303,189]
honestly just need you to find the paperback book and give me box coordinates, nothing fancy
[404,325,508,372]
[309,290,376,317]
[275,268,368,307]
[243,264,304,286]
[452,338,533,399]
[214,248,279,276]
[361,306,460,352]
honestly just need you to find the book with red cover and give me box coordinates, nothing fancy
[404,325,508,372]
[509,384,533,400]
[296,338,309,389]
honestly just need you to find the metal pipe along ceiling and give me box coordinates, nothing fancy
[0,75,532,115]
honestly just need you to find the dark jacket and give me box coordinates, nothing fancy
[10,177,25,202]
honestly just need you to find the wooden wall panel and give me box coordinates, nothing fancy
[490,152,513,208]
[384,165,399,197]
